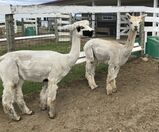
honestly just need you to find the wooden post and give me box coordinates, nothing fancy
[139,16,145,55]
[116,0,121,40]
[5,14,15,52]
[92,0,95,37]
[35,17,38,35]
[54,17,59,43]
[153,0,158,36]
[21,18,25,36]
[69,13,72,42]
[14,18,17,34]
[37,18,41,35]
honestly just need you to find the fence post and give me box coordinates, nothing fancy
[116,0,121,40]
[54,17,59,43]
[69,13,72,42]
[21,18,25,36]
[5,14,15,52]
[139,17,145,55]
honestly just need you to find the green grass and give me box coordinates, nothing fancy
[0,42,107,96]
[17,42,84,53]
[18,42,71,53]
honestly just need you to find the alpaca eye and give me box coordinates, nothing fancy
[80,26,85,29]
[76,26,81,32]
[76,26,85,32]
[130,22,133,24]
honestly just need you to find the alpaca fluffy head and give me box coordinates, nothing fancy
[60,20,94,37]
[126,13,147,32]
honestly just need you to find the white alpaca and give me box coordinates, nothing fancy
[0,20,93,121]
[84,14,146,95]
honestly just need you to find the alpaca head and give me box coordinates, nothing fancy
[126,13,147,32]
[60,20,94,37]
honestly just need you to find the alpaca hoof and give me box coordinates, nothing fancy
[25,110,34,115]
[112,88,117,93]
[16,116,21,121]
[22,110,34,115]
[90,85,98,90]
[13,116,21,121]
[48,107,56,119]
[94,84,98,89]
[90,86,95,90]
[48,112,56,119]
[106,89,113,95]
[28,111,34,115]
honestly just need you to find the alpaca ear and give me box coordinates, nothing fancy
[76,26,81,32]
[59,24,73,31]
[141,14,147,19]
[126,13,131,19]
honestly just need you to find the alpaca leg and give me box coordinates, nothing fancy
[106,65,114,95]
[91,61,98,88]
[85,60,98,89]
[40,80,48,111]
[15,80,33,115]
[2,82,20,121]
[106,82,113,95]
[111,66,120,93]
[111,79,117,93]
[47,82,58,119]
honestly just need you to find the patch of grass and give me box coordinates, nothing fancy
[60,64,85,86]
[0,81,42,96]
[17,42,71,54]
[17,41,84,53]
[22,82,42,94]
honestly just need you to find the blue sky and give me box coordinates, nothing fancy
[0,0,55,5]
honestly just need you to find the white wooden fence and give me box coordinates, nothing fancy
[120,14,129,36]
[55,13,71,42]
[0,5,158,57]
[144,15,159,53]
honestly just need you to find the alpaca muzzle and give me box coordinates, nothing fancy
[83,30,93,37]
[134,26,138,31]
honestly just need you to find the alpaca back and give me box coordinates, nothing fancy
[84,38,124,63]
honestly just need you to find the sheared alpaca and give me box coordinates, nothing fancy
[84,13,146,95]
[0,20,93,121]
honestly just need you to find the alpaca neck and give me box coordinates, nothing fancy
[68,30,81,65]
[125,29,137,50]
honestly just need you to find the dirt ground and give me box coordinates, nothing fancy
[0,58,159,132]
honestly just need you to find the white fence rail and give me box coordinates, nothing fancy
[144,15,159,53]
[55,14,71,42]
[0,34,55,42]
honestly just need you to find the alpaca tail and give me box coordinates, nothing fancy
[84,41,95,62]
